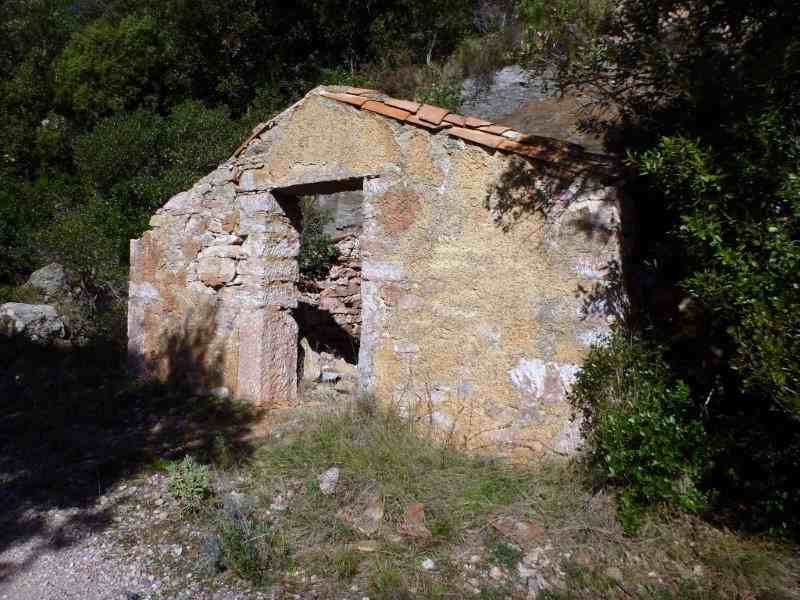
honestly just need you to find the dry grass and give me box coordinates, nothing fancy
[169,397,800,598]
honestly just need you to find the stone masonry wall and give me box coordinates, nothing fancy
[128,87,623,456]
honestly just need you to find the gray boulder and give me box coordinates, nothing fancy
[0,303,67,344]
[460,65,553,121]
[26,263,70,299]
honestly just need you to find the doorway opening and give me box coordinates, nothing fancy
[273,178,365,394]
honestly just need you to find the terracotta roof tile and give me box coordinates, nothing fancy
[320,90,368,107]
[478,124,511,135]
[417,104,450,125]
[443,113,467,127]
[465,116,493,128]
[405,114,451,130]
[313,86,613,168]
[497,138,566,161]
[446,126,504,149]
[362,100,411,121]
[343,86,378,95]
[385,98,422,113]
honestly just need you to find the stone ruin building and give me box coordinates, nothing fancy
[127,86,624,455]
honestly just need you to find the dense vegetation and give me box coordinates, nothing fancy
[0,0,483,297]
[562,0,800,536]
[1,0,799,540]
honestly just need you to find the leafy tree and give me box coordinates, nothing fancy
[54,14,181,121]
[554,0,800,534]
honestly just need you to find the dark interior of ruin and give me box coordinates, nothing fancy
[274,185,364,383]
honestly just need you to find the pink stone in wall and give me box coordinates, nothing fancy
[198,257,237,288]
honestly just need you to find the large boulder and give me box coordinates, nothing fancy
[460,65,550,121]
[0,303,67,344]
[25,263,70,299]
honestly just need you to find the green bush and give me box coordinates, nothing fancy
[166,456,211,513]
[74,109,163,194]
[0,174,80,285]
[298,197,339,279]
[489,541,523,569]
[415,79,462,112]
[218,515,288,585]
[54,14,180,120]
[333,547,360,580]
[569,330,708,533]
[0,285,40,305]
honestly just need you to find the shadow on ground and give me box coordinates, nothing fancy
[0,313,264,584]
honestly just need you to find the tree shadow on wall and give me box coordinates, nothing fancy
[0,301,263,584]
[485,151,640,326]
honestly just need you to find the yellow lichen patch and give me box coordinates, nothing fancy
[401,129,445,187]
[251,95,402,186]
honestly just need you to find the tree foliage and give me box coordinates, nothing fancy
[550,0,800,534]
[54,14,180,121]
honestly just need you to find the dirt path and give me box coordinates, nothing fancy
[0,375,279,600]
[0,472,276,600]
[0,503,150,600]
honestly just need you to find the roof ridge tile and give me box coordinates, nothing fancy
[362,100,411,121]
[319,90,368,107]
[315,85,613,168]
[447,126,503,149]
[465,116,493,128]
[443,113,467,127]
[405,114,451,130]
[417,104,450,125]
[478,124,511,135]
[385,98,422,113]
[343,86,378,96]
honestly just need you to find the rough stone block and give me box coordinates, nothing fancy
[241,236,299,259]
[362,261,404,281]
[239,192,281,214]
[198,257,237,288]
[198,245,242,260]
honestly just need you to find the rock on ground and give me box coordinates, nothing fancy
[460,65,554,121]
[0,303,67,344]
[318,467,340,495]
[26,263,70,299]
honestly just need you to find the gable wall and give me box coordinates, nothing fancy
[128,90,621,455]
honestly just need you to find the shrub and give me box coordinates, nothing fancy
[489,541,523,569]
[569,329,708,533]
[0,285,41,305]
[218,515,288,585]
[333,548,360,580]
[415,79,462,112]
[298,197,339,279]
[166,455,211,513]
[73,110,163,194]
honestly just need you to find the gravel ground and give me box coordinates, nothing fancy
[0,516,149,600]
[0,474,274,600]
